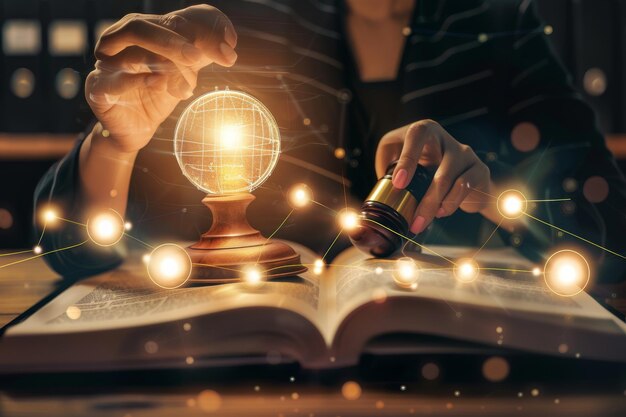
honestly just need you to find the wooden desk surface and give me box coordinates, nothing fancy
[1,252,626,417]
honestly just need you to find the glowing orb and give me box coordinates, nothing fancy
[392,257,420,290]
[86,209,125,246]
[124,221,132,231]
[33,245,42,254]
[337,208,359,231]
[65,305,81,320]
[375,266,384,275]
[242,264,265,288]
[532,267,542,276]
[147,243,192,289]
[288,183,313,208]
[313,258,324,275]
[497,190,527,219]
[173,89,281,195]
[40,207,59,225]
[454,258,480,283]
[543,249,590,297]
[341,381,362,400]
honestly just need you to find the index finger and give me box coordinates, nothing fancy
[392,120,436,189]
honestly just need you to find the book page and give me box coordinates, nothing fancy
[328,246,612,328]
[8,242,324,336]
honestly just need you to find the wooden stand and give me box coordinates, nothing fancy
[186,193,306,284]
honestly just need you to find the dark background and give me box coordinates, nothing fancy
[1,0,625,249]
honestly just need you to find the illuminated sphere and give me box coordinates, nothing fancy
[393,257,420,289]
[147,243,192,289]
[86,209,125,246]
[497,189,527,219]
[174,89,281,195]
[337,208,360,231]
[454,258,480,283]
[543,249,590,297]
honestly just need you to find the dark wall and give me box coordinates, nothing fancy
[1,0,625,248]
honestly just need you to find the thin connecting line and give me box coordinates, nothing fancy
[322,230,343,261]
[57,217,86,227]
[36,222,47,247]
[480,267,534,273]
[527,198,571,203]
[124,233,155,249]
[0,240,88,270]
[311,199,337,214]
[191,263,241,273]
[362,218,456,266]
[0,249,35,257]
[522,212,626,260]
[468,186,496,199]
[473,218,503,259]
[257,209,294,263]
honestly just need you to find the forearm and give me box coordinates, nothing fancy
[78,122,138,219]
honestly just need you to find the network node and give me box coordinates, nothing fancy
[543,249,590,297]
[392,257,420,290]
[40,207,59,225]
[242,264,265,288]
[147,243,192,289]
[337,208,360,231]
[288,184,313,209]
[124,221,133,231]
[33,245,42,255]
[497,189,527,219]
[313,258,325,275]
[86,209,125,246]
[454,258,480,283]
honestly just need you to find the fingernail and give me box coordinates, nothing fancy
[410,216,426,234]
[219,42,237,63]
[182,43,203,62]
[436,207,445,218]
[392,169,408,189]
[224,26,237,48]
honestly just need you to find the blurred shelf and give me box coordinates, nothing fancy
[0,133,77,160]
[0,133,625,160]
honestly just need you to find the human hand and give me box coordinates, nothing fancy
[375,120,492,234]
[85,4,238,153]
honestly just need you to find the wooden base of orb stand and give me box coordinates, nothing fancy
[186,193,306,284]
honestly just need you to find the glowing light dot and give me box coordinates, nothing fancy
[87,209,125,246]
[558,343,569,354]
[402,26,412,36]
[43,209,57,224]
[183,322,192,331]
[334,147,346,159]
[555,398,560,404]
[303,117,311,126]
[341,381,362,400]
[197,390,222,412]
[288,184,313,208]
[142,253,151,264]
[337,208,359,231]
[313,258,325,275]
[375,400,385,409]
[33,245,42,254]
[124,221,132,231]
[65,305,81,320]
[289,376,295,382]
[242,265,265,288]
[454,258,480,283]
[375,266,383,275]
[454,390,461,397]
[400,385,406,391]
[478,33,488,42]
[544,25,553,35]
[544,250,590,297]
[147,243,192,289]
[531,388,540,397]
[254,385,260,392]
[393,257,420,290]
[532,267,542,276]
[496,326,503,334]
[497,190,528,219]
[291,392,299,400]
[186,356,195,365]
[482,356,510,382]
[144,341,158,354]
[101,129,110,137]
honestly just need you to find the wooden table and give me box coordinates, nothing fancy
[1,253,626,417]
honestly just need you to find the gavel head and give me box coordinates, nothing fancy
[349,161,432,257]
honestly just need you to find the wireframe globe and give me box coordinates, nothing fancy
[174,89,281,195]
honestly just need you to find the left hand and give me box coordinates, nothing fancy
[375,119,492,234]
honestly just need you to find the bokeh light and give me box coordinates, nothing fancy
[453,258,480,283]
[33,245,42,255]
[341,381,362,400]
[482,356,510,382]
[288,183,313,209]
[313,258,325,276]
[392,257,420,290]
[337,208,359,231]
[147,243,192,289]
[497,189,527,219]
[86,209,125,246]
[543,249,590,297]
[40,207,59,226]
[511,122,540,152]
[583,176,609,203]
[242,264,265,288]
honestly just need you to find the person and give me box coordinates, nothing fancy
[35,0,626,282]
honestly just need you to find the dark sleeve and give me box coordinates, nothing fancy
[33,133,126,280]
[490,0,626,283]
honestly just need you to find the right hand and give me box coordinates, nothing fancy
[85,5,238,153]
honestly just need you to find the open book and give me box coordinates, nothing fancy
[1,242,625,373]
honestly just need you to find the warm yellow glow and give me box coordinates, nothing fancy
[313,258,325,275]
[33,245,42,255]
[454,258,480,283]
[242,265,265,288]
[375,266,384,275]
[219,124,242,150]
[497,190,527,219]
[338,209,359,231]
[147,243,192,289]
[532,267,542,276]
[65,305,81,320]
[40,207,59,225]
[288,184,313,208]
[393,257,419,289]
[544,250,590,297]
[86,209,124,246]
[124,221,132,231]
